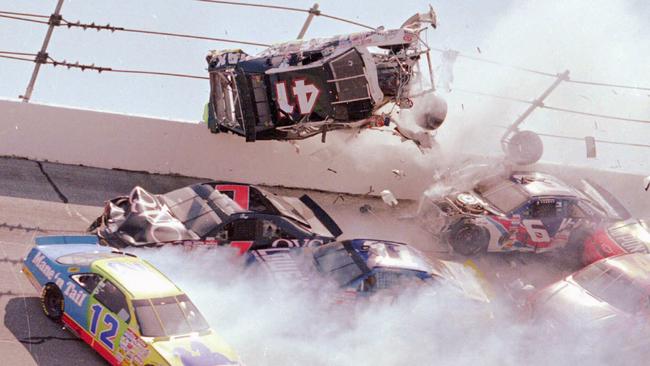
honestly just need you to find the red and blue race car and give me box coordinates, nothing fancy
[425,171,650,262]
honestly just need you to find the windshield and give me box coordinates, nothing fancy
[364,268,430,292]
[475,179,528,213]
[573,262,648,314]
[263,193,310,228]
[133,294,210,337]
[313,243,365,286]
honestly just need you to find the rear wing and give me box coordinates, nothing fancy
[299,195,343,238]
[35,235,99,246]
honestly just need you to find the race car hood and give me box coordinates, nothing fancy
[607,219,650,254]
[98,186,201,246]
[281,195,343,238]
[533,280,623,327]
[149,332,240,366]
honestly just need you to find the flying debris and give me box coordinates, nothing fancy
[204,7,447,144]
[380,189,398,207]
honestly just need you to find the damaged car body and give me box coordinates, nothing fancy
[204,8,447,142]
[528,252,650,350]
[89,181,342,253]
[423,171,650,260]
[249,239,491,304]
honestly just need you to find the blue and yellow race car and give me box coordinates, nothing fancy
[22,235,241,366]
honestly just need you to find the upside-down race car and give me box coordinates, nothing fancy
[89,181,342,253]
[205,8,447,142]
[250,239,490,304]
[22,235,241,366]
[425,171,650,260]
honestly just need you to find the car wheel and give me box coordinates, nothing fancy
[449,223,489,256]
[41,283,64,322]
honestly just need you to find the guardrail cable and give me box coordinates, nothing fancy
[194,0,375,29]
[454,87,650,125]
[432,47,650,92]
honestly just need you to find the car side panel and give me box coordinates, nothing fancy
[23,248,118,362]
[582,229,627,265]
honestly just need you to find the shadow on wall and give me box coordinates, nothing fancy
[3,297,104,366]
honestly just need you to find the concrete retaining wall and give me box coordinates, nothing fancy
[1,99,647,214]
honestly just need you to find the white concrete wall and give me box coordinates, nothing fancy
[1,99,647,214]
[0,99,440,199]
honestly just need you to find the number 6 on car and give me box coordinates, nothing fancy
[22,235,243,366]
[522,219,551,243]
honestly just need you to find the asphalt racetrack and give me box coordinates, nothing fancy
[1,157,647,365]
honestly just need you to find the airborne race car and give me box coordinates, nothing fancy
[89,181,342,253]
[22,235,241,366]
[204,8,447,143]
[425,171,650,261]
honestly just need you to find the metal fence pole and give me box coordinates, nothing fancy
[20,0,65,103]
[503,69,570,136]
[297,3,319,39]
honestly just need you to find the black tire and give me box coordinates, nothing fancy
[41,283,64,322]
[449,222,489,256]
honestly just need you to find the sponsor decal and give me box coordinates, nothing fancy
[174,341,236,366]
[32,252,57,281]
[31,252,86,306]
[271,238,324,248]
[119,328,150,366]
[274,79,321,115]
[212,51,247,68]
[63,281,88,307]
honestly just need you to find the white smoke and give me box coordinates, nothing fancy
[134,245,648,366]
[130,2,650,364]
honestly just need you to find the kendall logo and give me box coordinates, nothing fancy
[32,252,57,281]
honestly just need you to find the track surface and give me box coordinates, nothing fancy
[0,157,647,365]
[0,157,440,365]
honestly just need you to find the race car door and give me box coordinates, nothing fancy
[88,278,132,363]
[520,198,571,252]
[210,217,261,254]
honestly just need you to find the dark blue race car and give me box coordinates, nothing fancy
[248,239,491,303]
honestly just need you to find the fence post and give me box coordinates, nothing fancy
[20,0,65,103]
[297,3,319,39]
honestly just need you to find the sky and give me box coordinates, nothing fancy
[1,0,649,173]
[0,0,516,120]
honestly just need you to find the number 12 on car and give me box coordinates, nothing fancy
[90,304,119,350]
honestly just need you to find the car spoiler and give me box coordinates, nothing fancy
[299,195,343,237]
[35,235,99,246]
[581,179,631,221]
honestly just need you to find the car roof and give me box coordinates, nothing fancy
[92,256,184,299]
[510,172,581,198]
[346,239,433,273]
